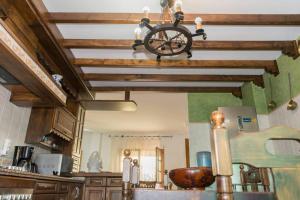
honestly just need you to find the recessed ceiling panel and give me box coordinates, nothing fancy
[57,24,300,41]
[81,67,265,75]
[43,0,300,14]
[71,49,281,60]
[89,81,243,87]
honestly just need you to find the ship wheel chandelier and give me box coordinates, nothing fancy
[132,0,207,61]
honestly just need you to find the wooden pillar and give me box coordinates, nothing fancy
[210,111,234,200]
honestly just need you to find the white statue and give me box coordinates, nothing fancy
[87,151,102,172]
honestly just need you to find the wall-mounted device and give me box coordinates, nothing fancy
[218,106,259,138]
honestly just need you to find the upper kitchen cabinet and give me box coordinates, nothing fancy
[26,107,76,151]
[65,102,86,172]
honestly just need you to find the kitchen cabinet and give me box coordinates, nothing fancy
[74,173,122,200]
[34,194,57,200]
[65,102,86,172]
[0,172,84,200]
[71,104,85,172]
[26,107,76,146]
[84,187,106,200]
[106,187,122,200]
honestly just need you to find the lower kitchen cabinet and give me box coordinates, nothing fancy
[33,194,57,200]
[76,174,122,200]
[106,187,122,200]
[84,187,106,200]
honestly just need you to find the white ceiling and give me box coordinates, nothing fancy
[81,67,265,75]
[89,81,243,87]
[58,24,300,41]
[84,92,189,134]
[72,49,281,60]
[43,0,300,14]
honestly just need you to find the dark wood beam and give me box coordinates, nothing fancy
[4,85,47,107]
[47,13,300,26]
[75,59,279,75]
[82,74,264,87]
[13,0,94,100]
[90,87,243,98]
[62,39,300,59]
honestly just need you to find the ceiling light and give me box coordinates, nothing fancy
[132,1,207,61]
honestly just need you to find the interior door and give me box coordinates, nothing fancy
[155,147,165,183]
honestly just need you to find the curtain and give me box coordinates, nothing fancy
[110,137,160,178]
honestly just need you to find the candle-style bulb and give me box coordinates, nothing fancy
[195,17,203,30]
[134,27,142,40]
[174,0,183,12]
[143,6,150,19]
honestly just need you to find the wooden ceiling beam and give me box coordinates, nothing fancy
[90,87,243,98]
[46,13,300,26]
[62,39,300,59]
[75,59,279,75]
[82,74,264,87]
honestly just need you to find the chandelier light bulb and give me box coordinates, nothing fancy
[134,27,142,40]
[143,6,150,18]
[195,17,203,30]
[174,0,183,12]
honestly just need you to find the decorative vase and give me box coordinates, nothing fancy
[196,151,212,167]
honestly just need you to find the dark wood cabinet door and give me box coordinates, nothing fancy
[34,194,57,200]
[85,187,105,200]
[53,107,76,139]
[106,187,122,200]
[57,194,68,200]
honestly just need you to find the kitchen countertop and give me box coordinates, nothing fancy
[72,172,122,177]
[0,168,84,183]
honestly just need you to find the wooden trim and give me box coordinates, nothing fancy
[90,87,243,98]
[82,74,264,87]
[185,139,190,168]
[75,59,279,75]
[62,39,299,58]
[47,13,300,26]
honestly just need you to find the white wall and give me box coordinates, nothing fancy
[81,130,113,172]
[160,134,186,171]
[188,123,211,167]
[268,94,300,130]
[0,85,48,164]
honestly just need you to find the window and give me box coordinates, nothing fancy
[120,149,157,181]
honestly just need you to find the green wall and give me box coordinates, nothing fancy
[188,93,242,122]
[264,55,300,108]
[241,82,268,114]
[188,54,300,122]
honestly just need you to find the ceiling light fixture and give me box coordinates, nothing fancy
[132,0,207,61]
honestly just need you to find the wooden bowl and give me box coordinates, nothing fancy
[169,167,215,190]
